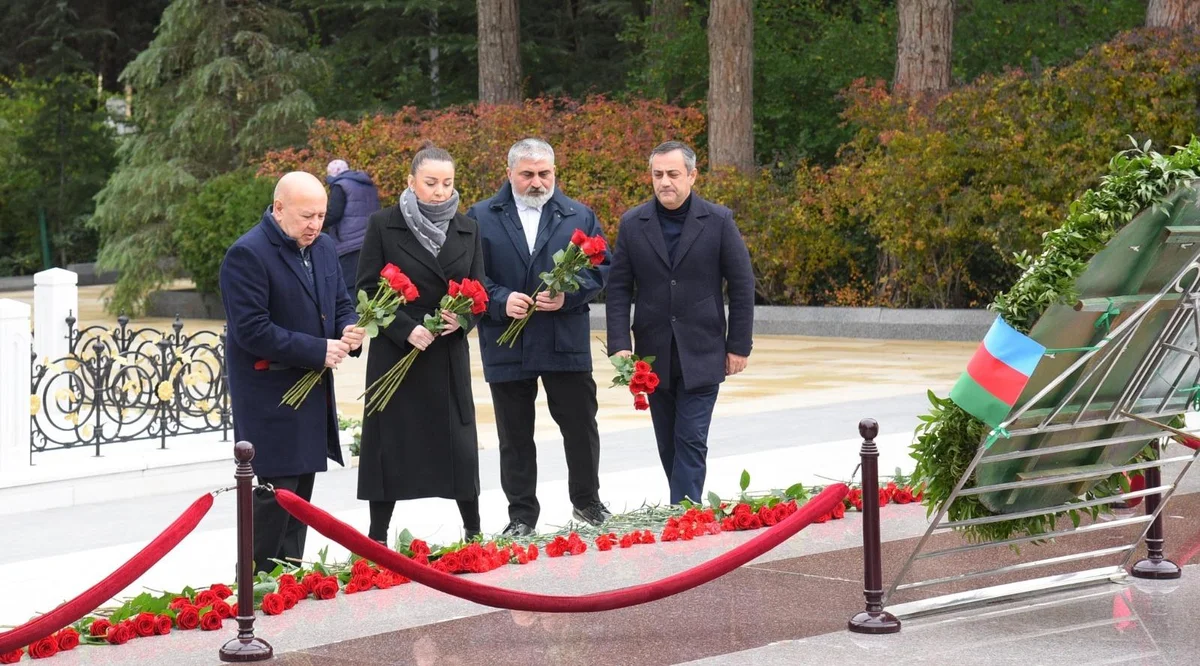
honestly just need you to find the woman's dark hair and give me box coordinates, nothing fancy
[411,140,454,175]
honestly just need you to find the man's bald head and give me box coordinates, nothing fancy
[272,171,328,247]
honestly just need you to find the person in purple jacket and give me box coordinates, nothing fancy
[325,159,381,299]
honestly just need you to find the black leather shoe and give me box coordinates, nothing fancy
[500,520,535,538]
[572,501,612,526]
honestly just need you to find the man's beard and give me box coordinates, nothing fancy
[514,183,554,209]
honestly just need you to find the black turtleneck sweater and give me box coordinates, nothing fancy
[655,193,691,263]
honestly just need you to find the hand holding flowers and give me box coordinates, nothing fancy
[280,264,418,409]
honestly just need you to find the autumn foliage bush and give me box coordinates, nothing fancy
[259,29,1200,307]
[259,97,706,243]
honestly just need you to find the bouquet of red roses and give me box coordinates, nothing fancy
[362,278,488,415]
[281,264,418,409]
[496,228,607,348]
[608,352,659,411]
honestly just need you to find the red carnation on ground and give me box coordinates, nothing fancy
[89,619,112,637]
[261,593,286,616]
[54,628,80,651]
[199,610,223,631]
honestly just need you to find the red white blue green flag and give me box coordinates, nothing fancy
[949,318,1045,428]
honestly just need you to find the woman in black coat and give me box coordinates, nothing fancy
[355,143,485,543]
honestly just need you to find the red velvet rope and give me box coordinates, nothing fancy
[276,483,848,613]
[0,493,214,654]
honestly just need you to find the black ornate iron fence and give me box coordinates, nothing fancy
[30,312,231,459]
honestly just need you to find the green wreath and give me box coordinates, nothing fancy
[911,137,1200,543]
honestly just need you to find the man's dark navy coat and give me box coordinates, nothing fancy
[220,209,357,479]
[468,182,610,383]
[605,195,755,389]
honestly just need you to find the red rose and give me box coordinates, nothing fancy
[315,579,340,600]
[199,610,223,631]
[1127,473,1146,507]
[254,359,270,371]
[634,360,651,374]
[447,280,461,297]
[758,505,778,526]
[814,512,830,523]
[211,583,234,599]
[644,373,660,391]
[55,627,80,651]
[212,600,233,619]
[589,252,604,266]
[175,606,200,630]
[381,263,400,283]
[301,574,321,593]
[0,649,23,664]
[89,619,112,637]
[282,585,305,606]
[409,539,431,558]
[580,236,607,258]
[734,512,754,530]
[459,279,489,315]
[831,502,846,519]
[194,590,219,609]
[894,487,914,504]
[135,612,158,637]
[352,559,374,578]
[155,615,172,635]
[261,593,286,616]
[278,574,297,587]
[633,393,650,411]
[105,625,132,645]
[570,229,588,247]
[402,280,420,302]
[229,603,239,617]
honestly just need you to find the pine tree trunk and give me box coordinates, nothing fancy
[708,0,754,173]
[893,0,954,97]
[1147,0,1200,29]
[477,0,522,104]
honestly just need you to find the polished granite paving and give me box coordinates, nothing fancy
[257,495,1200,666]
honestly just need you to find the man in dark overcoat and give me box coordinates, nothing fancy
[606,141,755,505]
[220,171,364,573]
[469,138,612,535]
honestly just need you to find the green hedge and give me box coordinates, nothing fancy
[173,169,275,295]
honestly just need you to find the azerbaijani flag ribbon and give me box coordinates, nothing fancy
[949,318,1045,428]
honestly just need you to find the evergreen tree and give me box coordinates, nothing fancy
[91,0,327,314]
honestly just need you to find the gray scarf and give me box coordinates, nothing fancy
[399,188,460,257]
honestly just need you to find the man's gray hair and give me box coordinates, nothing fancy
[507,138,555,169]
[648,141,697,173]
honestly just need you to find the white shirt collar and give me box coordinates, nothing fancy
[515,200,542,213]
